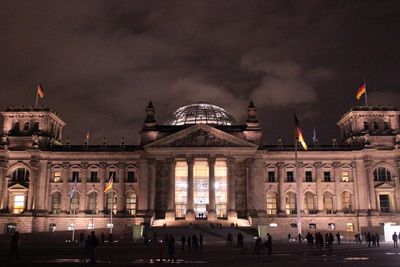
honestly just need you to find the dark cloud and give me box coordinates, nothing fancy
[0,1,399,145]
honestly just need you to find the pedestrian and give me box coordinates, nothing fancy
[366,232,371,247]
[89,231,99,263]
[336,232,341,245]
[392,232,398,248]
[227,232,233,247]
[288,233,291,243]
[187,235,192,252]
[237,232,244,248]
[371,234,376,248]
[199,233,203,252]
[375,233,380,247]
[108,233,113,246]
[9,231,20,260]
[266,233,272,254]
[253,237,262,254]
[298,233,303,244]
[180,235,186,251]
[81,234,92,263]
[328,233,334,251]
[192,234,199,251]
[167,234,176,263]
[354,233,359,244]
[79,232,85,248]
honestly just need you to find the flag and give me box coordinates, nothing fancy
[37,83,45,98]
[294,112,308,150]
[69,176,77,199]
[312,125,317,144]
[104,174,113,193]
[356,81,366,100]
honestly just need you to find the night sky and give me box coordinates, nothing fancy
[1,1,399,145]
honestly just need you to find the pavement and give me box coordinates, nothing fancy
[2,234,400,267]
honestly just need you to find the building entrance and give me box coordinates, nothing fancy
[193,161,209,218]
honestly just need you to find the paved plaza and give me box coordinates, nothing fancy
[2,230,400,267]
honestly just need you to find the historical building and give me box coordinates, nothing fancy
[0,101,399,237]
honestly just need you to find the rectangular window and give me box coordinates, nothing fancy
[346,223,354,232]
[309,223,317,229]
[175,161,188,218]
[90,171,98,183]
[305,171,312,182]
[267,171,275,182]
[379,194,390,213]
[323,171,331,182]
[341,171,349,182]
[13,195,25,214]
[328,223,335,230]
[287,171,294,182]
[53,171,62,182]
[72,171,79,182]
[127,171,136,182]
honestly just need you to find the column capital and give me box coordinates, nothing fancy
[276,162,285,169]
[166,158,176,166]
[332,162,341,168]
[186,157,195,166]
[314,162,322,169]
[81,162,89,169]
[208,157,216,166]
[62,162,70,169]
[296,161,303,168]
[118,162,126,169]
[363,159,373,168]
[245,158,254,167]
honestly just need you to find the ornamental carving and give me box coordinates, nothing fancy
[118,162,126,169]
[276,162,285,169]
[314,162,322,168]
[332,162,341,168]
[164,129,242,147]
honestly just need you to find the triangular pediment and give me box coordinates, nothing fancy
[145,124,258,148]
[375,182,395,190]
[8,183,28,190]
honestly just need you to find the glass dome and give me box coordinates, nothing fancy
[164,103,236,126]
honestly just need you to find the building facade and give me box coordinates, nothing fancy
[0,102,399,237]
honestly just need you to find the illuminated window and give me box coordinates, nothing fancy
[215,160,227,218]
[49,223,56,232]
[323,192,333,214]
[6,223,17,233]
[266,192,277,215]
[342,191,351,213]
[13,195,25,214]
[309,223,316,229]
[87,192,98,214]
[51,192,61,214]
[373,167,391,181]
[346,223,354,232]
[193,160,209,218]
[304,192,315,214]
[286,192,296,214]
[175,161,188,218]
[105,192,117,214]
[328,223,335,230]
[52,171,62,182]
[126,192,136,215]
[341,171,350,182]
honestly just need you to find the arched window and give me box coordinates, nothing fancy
[285,192,296,214]
[105,192,117,214]
[373,167,392,181]
[70,192,79,214]
[126,192,137,215]
[87,192,98,214]
[342,191,352,213]
[323,192,333,214]
[304,192,315,214]
[51,192,61,214]
[11,168,30,183]
[265,192,277,215]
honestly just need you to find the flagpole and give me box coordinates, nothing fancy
[295,133,302,237]
[110,192,113,235]
[35,91,38,107]
[364,77,368,106]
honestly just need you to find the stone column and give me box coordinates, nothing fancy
[295,162,303,215]
[395,158,400,212]
[364,159,377,212]
[98,162,106,213]
[186,157,195,220]
[80,162,88,213]
[137,159,149,214]
[61,162,70,213]
[227,158,237,220]
[43,162,52,212]
[2,177,9,212]
[147,159,156,213]
[245,159,252,215]
[27,159,39,212]
[351,162,359,212]
[166,159,176,221]
[0,160,6,210]
[117,162,126,213]
[314,162,323,212]
[207,157,216,221]
[35,160,48,212]
[333,162,341,212]
[277,162,285,214]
